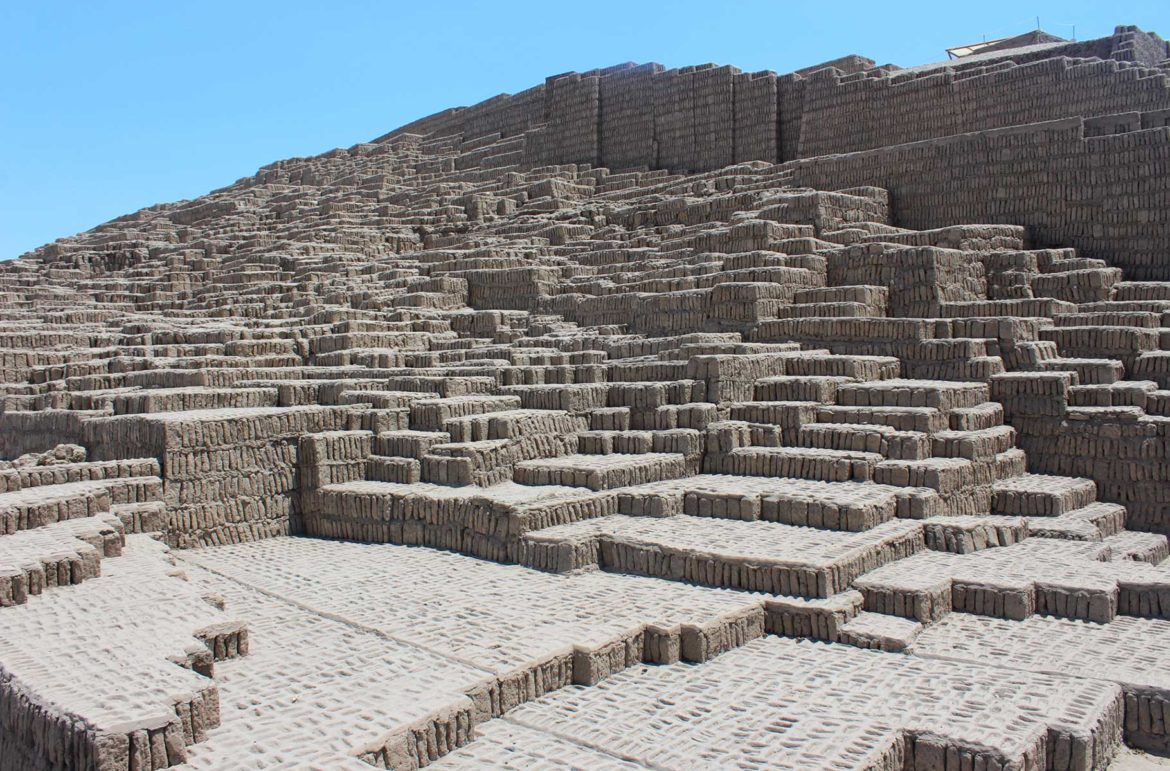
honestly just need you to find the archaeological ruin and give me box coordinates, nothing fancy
[5,23,1170,770]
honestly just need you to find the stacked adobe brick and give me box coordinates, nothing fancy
[6,24,1170,768]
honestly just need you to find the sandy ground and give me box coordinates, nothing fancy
[1112,747,1170,769]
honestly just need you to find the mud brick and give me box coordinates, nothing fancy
[6,24,1170,768]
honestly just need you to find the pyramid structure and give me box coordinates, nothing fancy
[4,23,1170,770]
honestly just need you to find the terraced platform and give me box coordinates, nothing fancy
[4,22,1170,770]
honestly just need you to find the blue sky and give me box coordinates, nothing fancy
[2,1,1168,260]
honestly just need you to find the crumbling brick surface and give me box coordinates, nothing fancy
[4,24,1170,768]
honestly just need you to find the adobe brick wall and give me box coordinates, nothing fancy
[368,27,1170,278]
[783,115,1170,279]
[375,25,1169,170]
[795,56,1170,158]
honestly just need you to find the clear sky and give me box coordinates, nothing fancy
[2,1,1168,260]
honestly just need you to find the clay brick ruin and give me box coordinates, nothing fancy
[4,23,1170,770]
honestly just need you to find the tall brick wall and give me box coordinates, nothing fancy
[777,74,805,164]
[796,56,1170,158]
[546,72,600,166]
[783,115,1170,280]
[599,63,662,170]
[733,70,779,164]
[368,25,1170,276]
[376,26,1168,168]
